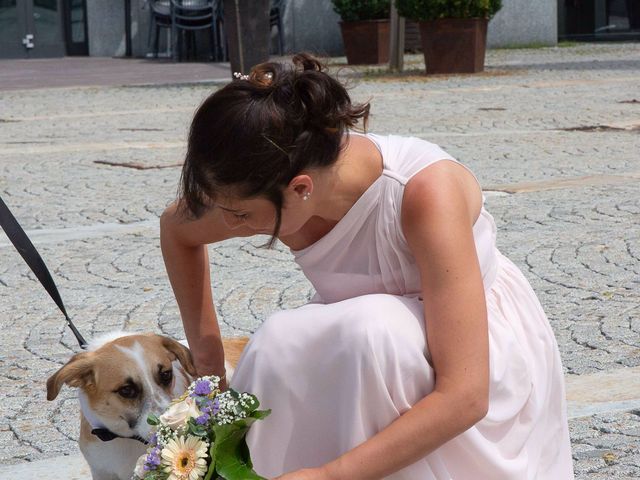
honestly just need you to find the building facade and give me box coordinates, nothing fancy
[1,0,639,60]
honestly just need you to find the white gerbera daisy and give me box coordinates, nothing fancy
[161,435,209,480]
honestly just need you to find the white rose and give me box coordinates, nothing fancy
[159,397,201,430]
[133,453,146,478]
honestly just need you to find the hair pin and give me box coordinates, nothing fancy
[233,72,250,80]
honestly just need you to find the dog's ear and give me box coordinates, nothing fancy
[161,336,197,377]
[46,352,95,401]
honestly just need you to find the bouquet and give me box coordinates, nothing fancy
[133,375,270,480]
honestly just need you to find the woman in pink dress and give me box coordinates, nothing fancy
[160,54,574,479]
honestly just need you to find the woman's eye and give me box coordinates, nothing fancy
[234,213,248,220]
[159,369,173,385]
[118,384,138,399]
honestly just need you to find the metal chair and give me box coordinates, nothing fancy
[270,0,284,55]
[170,0,223,61]
[148,0,172,58]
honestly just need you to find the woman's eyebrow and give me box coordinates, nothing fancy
[215,205,245,213]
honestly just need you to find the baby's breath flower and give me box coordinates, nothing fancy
[155,423,176,448]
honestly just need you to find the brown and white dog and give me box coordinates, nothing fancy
[46,332,248,480]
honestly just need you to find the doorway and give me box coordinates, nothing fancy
[0,0,87,58]
[559,0,640,40]
[62,0,87,55]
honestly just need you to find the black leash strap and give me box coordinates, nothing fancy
[0,196,88,349]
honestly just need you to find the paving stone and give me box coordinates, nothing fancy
[1,43,639,477]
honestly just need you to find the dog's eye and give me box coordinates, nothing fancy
[117,384,138,399]
[159,369,173,385]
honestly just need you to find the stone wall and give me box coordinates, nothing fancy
[87,0,151,57]
[278,0,343,56]
[487,0,558,47]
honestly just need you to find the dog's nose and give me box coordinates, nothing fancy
[127,417,137,429]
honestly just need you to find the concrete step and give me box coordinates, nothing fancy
[0,453,90,480]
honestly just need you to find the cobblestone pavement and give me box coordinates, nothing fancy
[0,43,639,478]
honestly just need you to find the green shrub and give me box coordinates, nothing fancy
[331,0,391,22]
[396,0,502,21]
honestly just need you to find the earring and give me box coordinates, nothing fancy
[303,192,311,201]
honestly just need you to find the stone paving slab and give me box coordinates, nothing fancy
[0,57,230,91]
[0,453,89,479]
[566,367,640,419]
[1,43,639,478]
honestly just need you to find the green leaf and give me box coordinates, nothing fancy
[396,0,502,21]
[147,414,160,426]
[189,424,208,437]
[249,409,271,421]
[331,0,391,22]
[210,420,266,480]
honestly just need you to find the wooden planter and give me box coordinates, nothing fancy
[418,18,488,74]
[340,19,390,65]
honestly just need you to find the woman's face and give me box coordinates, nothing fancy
[215,189,310,238]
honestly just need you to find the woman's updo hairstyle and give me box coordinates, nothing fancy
[180,53,369,243]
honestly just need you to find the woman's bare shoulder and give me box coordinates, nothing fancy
[402,160,482,228]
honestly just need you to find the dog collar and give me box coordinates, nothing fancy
[91,427,148,444]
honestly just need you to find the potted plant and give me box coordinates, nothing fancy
[396,0,502,74]
[332,0,391,65]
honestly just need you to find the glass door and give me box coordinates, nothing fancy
[559,0,640,40]
[0,0,28,58]
[63,0,87,55]
[26,0,65,56]
[0,0,65,58]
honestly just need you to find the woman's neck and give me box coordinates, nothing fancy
[312,134,383,222]
[281,134,383,250]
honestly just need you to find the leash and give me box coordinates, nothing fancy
[1,197,152,444]
[0,196,88,349]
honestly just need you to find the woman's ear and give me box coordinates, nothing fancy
[288,174,313,200]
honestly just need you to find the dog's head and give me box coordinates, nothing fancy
[46,333,197,440]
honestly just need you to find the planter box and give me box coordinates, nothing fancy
[418,18,488,74]
[340,19,390,65]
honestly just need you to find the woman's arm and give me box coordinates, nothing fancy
[279,161,490,480]
[160,202,237,385]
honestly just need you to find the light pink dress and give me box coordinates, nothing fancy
[230,134,574,479]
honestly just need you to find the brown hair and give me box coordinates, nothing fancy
[179,53,369,244]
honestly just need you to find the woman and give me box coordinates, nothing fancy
[160,54,574,479]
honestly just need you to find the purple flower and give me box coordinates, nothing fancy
[144,447,161,470]
[193,380,212,396]
[196,413,210,425]
[212,398,220,415]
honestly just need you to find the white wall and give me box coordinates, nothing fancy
[488,0,558,47]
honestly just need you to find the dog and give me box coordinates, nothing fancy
[46,332,248,480]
